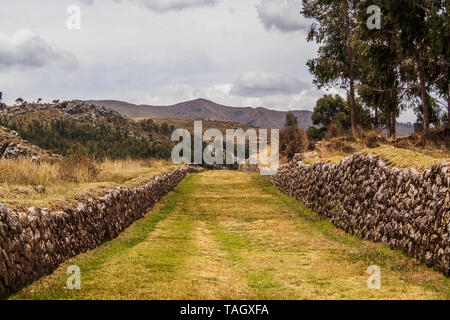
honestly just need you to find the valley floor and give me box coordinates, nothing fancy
[10,171,449,300]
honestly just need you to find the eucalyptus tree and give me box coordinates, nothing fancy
[428,2,449,127]
[384,0,449,132]
[355,0,402,137]
[302,0,361,138]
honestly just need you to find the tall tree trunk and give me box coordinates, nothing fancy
[391,94,398,138]
[374,106,378,128]
[349,67,357,137]
[346,0,357,138]
[391,112,396,138]
[416,55,430,132]
[447,92,450,129]
[386,112,392,137]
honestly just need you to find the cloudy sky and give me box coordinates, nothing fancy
[0,0,414,122]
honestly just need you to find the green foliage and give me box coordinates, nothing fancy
[312,95,348,129]
[302,0,449,135]
[382,0,448,130]
[355,0,402,137]
[0,117,172,160]
[302,0,360,135]
[285,111,299,127]
[307,126,324,141]
[140,119,160,133]
[160,122,169,134]
[412,95,443,131]
[311,94,371,139]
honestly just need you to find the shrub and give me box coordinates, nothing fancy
[58,152,100,183]
[330,140,356,153]
[307,126,325,141]
[360,129,387,148]
[280,126,309,160]
[325,123,340,139]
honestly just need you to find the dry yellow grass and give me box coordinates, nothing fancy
[0,159,60,186]
[303,144,448,172]
[361,146,448,171]
[0,158,179,209]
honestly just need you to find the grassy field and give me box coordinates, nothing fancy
[0,158,179,210]
[10,171,449,300]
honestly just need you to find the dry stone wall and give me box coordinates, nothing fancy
[0,167,197,297]
[242,153,450,276]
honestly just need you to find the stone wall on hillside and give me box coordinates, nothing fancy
[242,153,450,276]
[0,167,197,297]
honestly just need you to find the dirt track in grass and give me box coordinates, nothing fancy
[10,171,450,300]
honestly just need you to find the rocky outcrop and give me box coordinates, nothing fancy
[0,101,160,145]
[0,167,197,297]
[242,153,450,276]
[0,127,60,160]
[0,101,121,121]
[55,100,125,121]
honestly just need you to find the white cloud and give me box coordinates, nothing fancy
[80,0,220,12]
[230,72,311,97]
[0,29,77,70]
[137,0,219,12]
[0,0,328,115]
[256,0,309,32]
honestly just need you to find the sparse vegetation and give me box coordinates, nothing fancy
[0,101,175,160]
[303,142,448,172]
[361,146,448,172]
[0,157,177,209]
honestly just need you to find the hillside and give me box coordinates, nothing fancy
[88,98,314,130]
[0,101,174,159]
[135,117,259,134]
[0,126,60,160]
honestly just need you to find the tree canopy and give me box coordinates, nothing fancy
[301,0,449,135]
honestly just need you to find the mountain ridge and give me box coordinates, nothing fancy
[87,98,314,130]
[87,98,414,136]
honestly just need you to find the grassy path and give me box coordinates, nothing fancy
[10,171,449,300]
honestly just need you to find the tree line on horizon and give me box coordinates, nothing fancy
[302,0,449,138]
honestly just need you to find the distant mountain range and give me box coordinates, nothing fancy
[88,98,414,136]
[88,98,313,129]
